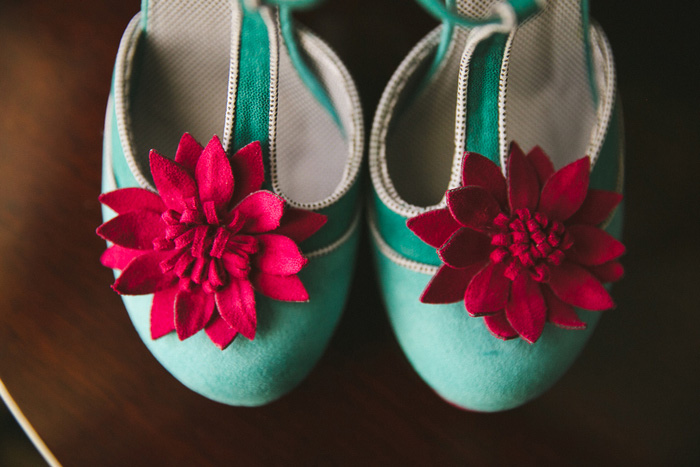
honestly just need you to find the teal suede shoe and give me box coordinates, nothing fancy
[369,0,624,411]
[98,0,363,406]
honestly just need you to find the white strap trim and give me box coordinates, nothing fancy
[267,19,364,211]
[454,7,517,184]
[368,209,438,276]
[306,207,361,259]
[222,2,243,152]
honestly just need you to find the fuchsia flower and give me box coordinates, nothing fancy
[407,143,624,343]
[97,134,326,349]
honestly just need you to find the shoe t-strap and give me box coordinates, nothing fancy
[243,0,343,132]
[416,0,544,27]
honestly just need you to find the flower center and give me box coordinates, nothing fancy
[489,209,572,282]
[154,197,258,293]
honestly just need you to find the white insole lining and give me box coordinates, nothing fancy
[127,0,352,205]
[386,0,597,207]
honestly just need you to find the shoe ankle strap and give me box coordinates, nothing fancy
[416,0,544,27]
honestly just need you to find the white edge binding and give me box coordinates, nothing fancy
[368,209,438,276]
[266,8,364,211]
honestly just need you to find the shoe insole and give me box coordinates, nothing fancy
[386,0,597,207]
[129,0,353,205]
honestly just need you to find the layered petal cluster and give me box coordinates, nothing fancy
[408,143,624,343]
[97,134,326,349]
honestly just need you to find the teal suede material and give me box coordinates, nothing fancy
[301,180,361,252]
[371,28,625,409]
[372,136,624,412]
[233,8,270,158]
[372,199,623,412]
[416,0,541,28]
[581,0,598,106]
[109,97,140,189]
[372,241,602,412]
[372,191,441,266]
[464,33,507,162]
[590,100,623,192]
[121,232,358,406]
[102,4,361,404]
[103,99,360,405]
[140,0,148,30]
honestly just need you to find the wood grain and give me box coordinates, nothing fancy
[1,0,698,464]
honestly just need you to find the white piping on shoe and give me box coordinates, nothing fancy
[586,23,616,169]
[368,208,438,276]
[369,27,445,217]
[222,1,243,153]
[371,6,620,221]
[114,14,153,192]
[267,14,364,211]
[454,3,516,180]
[306,207,361,259]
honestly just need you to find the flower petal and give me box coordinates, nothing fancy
[174,132,204,174]
[538,157,590,221]
[483,312,518,340]
[151,287,177,339]
[251,272,309,302]
[254,234,307,275]
[447,186,502,232]
[100,244,145,270]
[464,262,510,316]
[438,228,491,268]
[526,146,555,185]
[548,261,615,311]
[99,188,165,215]
[174,288,215,340]
[233,191,285,233]
[96,210,165,250]
[462,152,507,209]
[588,261,624,283]
[215,279,257,340]
[196,135,234,211]
[230,141,265,206]
[567,224,626,266]
[567,189,623,226]
[508,142,540,212]
[407,208,461,249]
[421,262,485,304]
[542,287,586,330]
[273,207,327,243]
[113,251,176,295]
[505,273,546,343]
[150,150,199,212]
[205,315,239,349]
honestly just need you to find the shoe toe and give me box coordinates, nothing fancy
[374,248,601,412]
[121,232,358,406]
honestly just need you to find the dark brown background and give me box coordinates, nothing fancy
[1,0,698,465]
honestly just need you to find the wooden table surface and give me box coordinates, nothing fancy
[1,0,698,464]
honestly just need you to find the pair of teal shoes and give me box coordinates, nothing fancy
[98,0,625,412]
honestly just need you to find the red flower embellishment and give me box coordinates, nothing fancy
[97,134,326,349]
[407,143,624,343]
